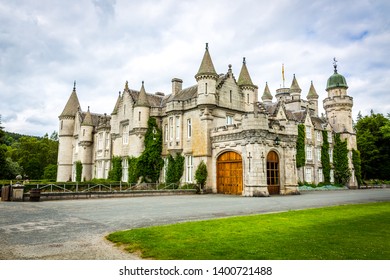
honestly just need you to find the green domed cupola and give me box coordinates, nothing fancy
[326,58,348,91]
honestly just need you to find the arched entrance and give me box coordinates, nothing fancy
[217,151,243,195]
[267,151,280,195]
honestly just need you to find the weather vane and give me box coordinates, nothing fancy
[333,57,338,73]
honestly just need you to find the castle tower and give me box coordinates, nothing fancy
[79,106,94,181]
[237,57,258,112]
[307,81,319,116]
[261,82,273,105]
[195,43,218,106]
[57,82,80,182]
[323,58,357,187]
[290,74,302,101]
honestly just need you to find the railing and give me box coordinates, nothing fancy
[29,182,196,193]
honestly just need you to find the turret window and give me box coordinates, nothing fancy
[138,111,141,122]
[205,83,208,95]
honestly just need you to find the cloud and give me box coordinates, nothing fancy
[0,0,389,135]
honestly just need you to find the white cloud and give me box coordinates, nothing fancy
[0,0,389,135]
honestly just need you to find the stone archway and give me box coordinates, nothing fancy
[217,151,243,195]
[267,151,280,194]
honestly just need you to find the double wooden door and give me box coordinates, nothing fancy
[217,151,243,195]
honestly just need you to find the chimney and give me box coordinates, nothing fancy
[171,78,183,95]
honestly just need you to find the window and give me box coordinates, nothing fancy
[163,158,169,181]
[97,161,103,178]
[98,132,103,150]
[175,116,180,140]
[185,155,193,183]
[187,119,192,139]
[122,125,129,145]
[316,131,321,142]
[205,83,208,95]
[330,169,334,183]
[226,115,233,125]
[247,93,250,104]
[124,104,126,115]
[122,158,128,182]
[230,90,232,103]
[104,160,109,179]
[105,134,110,149]
[305,168,312,183]
[164,124,168,142]
[306,146,313,161]
[306,126,312,139]
[169,117,173,141]
[138,111,141,121]
[328,132,332,143]
[317,148,321,162]
[329,149,333,163]
[318,168,323,183]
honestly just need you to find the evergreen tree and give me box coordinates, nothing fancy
[333,133,351,185]
[195,160,208,191]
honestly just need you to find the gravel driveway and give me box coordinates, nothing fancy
[0,189,389,259]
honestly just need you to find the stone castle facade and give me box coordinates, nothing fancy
[57,44,358,196]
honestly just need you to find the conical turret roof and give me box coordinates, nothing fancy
[290,74,302,93]
[237,57,255,88]
[307,81,319,99]
[261,82,273,101]
[60,81,81,118]
[195,43,218,80]
[82,106,94,126]
[135,81,150,107]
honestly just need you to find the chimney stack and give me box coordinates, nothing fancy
[171,78,183,95]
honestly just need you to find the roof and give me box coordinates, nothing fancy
[237,57,255,88]
[135,82,150,107]
[307,81,319,99]
[326,69,348,90]
[195,43,218,79]
[60,83,81,117]
[81,107,94,126]
[290,74,302,93]
[167,85,198,102]
[261,82,273,100]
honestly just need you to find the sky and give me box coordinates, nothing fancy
[0,0,389,136]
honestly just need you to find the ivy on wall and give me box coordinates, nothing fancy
[108,156,122,181]
[136,117,164,183]
[165,153,185,187]
[333,133,351,185]
[75,161,82,182]
[127,156,139,184]
[296,124,306,168]
[352,149,363,187]
[321,130,331,183]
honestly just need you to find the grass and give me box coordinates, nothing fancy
[106,202,390,260]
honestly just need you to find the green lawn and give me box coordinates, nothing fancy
[106,202,390,260]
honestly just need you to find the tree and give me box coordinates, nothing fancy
[0,116,6,178]
[195,160,208,192]
[75,161,83,182]
[355,113,390,180]
[352,149,363,187]
[333,133,351,185]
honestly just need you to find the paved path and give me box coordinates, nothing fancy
[0,189,389,259]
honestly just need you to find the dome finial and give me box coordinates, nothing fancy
[333,57,338,73]
[243,57,246,64]
[73,80,76,91]
[205,42,208,50]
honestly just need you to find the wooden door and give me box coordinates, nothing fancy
[267,151,280,195]
[217,151,243,195]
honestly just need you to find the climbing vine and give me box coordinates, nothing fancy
[296,124,306,168]
[321,130,331,183]
[127,156,139,184]
[352,149,363,187]
[75,160,82,182]
[108,156,122,181]
[165,153,185,187]
[333,133,351,185]
[136,117,164,183]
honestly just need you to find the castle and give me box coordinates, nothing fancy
[57,44,357,196]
